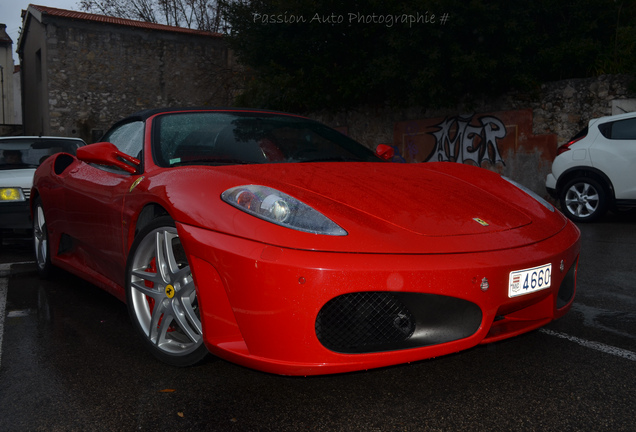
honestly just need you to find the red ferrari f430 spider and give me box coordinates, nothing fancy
[31,108,580,375]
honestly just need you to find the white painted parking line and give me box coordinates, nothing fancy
[7,310,31,318]
[540,328,636,362]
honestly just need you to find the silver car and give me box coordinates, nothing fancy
[1,136,85,237]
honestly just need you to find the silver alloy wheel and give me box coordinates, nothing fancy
[564,181,600,219]
[128,226,203,356]
[33,202,48,271]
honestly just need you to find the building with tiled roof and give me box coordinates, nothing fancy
[22,5,224,39]
[0,23,20,129]
[18,4,238,141]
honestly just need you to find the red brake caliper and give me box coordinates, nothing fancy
[143,257,175,332]
[144,257,157,311]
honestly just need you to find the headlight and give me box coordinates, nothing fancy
[0,187,26,202]
[222,185,347,236]
[502,177,555,212]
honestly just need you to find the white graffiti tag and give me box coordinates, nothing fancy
[427,115,506,165]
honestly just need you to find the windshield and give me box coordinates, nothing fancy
[153,112,382,167]
[0,138,83,170]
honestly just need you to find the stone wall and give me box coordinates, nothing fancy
[0,124,22,136]
[532,75,635,143]
[26,16,237,142]
[312,74,635,197]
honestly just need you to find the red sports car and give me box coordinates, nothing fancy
[31,108,580,375]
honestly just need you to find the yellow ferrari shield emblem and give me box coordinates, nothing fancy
[473,217,489,227]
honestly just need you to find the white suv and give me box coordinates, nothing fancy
[546,111,636,222]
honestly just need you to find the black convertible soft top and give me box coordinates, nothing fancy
[121,107,305,123]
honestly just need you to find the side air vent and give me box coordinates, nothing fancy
[53,153,76,175]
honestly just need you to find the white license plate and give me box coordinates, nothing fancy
[508,264,552,297]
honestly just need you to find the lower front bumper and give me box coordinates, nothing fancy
[178,222,580,376]
[0,202,31,230]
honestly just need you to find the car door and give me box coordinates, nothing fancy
[62,120,145,284]
[590,116,636,199]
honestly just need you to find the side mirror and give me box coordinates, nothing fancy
[76,142,140,174]
[375,144,395,161]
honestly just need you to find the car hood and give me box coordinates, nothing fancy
[0,168,36,189]
[283,164,531,236]
[151,162,568,254]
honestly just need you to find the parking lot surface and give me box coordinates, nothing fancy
[1,213,635,431]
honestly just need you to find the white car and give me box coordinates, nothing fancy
[1,136,85,236]
[546,111,636,222]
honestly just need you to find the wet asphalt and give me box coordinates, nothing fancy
[0,213,635,431]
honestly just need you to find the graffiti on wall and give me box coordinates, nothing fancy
[393,109,559,176]
[392,109,560,195]
[426,115,506,165]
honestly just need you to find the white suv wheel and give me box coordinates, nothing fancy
[560,178,607,222]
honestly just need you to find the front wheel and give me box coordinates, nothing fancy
[125,217,208,366]
[559,177,608,222]
[33,197,54,278]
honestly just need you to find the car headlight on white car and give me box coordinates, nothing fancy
[0,187,26,202]
[222,185,347,236]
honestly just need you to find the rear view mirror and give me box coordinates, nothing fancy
[76,142,140,174]
[375,144,395,161]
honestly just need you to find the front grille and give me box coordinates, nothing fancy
[22,188,31,200]
[316,292,482,354]
[316,292,415,353]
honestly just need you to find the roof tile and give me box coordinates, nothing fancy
[29,4,223,38]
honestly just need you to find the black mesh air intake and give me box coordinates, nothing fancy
[315,292,415,353]
[316,292,482,354]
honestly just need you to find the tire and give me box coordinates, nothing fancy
[33,197,54,278]
[559,177,608,222]
[125,216,208,366]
